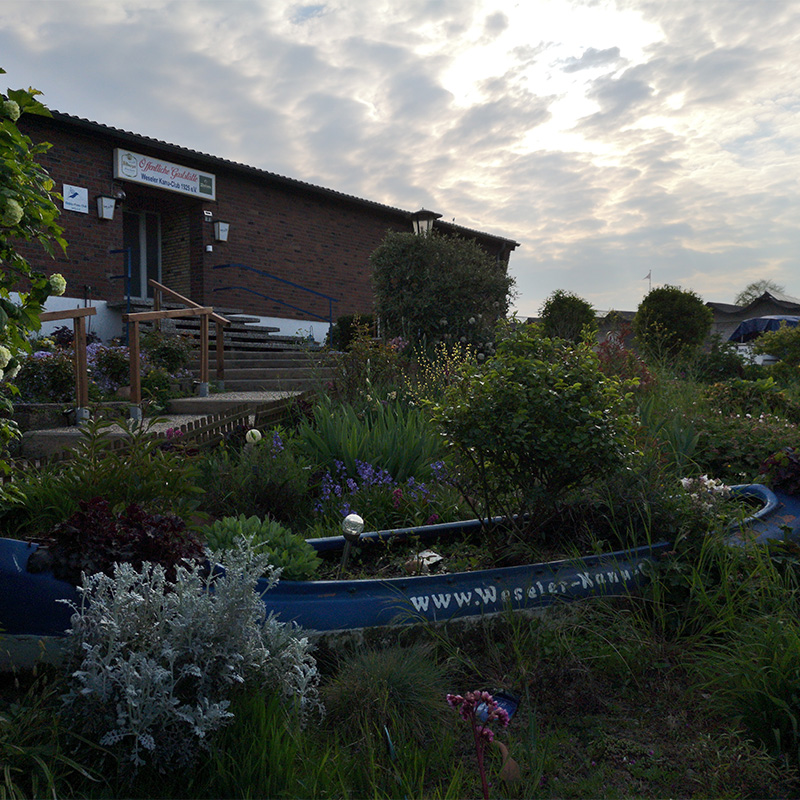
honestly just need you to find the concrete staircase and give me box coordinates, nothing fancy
[166,313,334,393]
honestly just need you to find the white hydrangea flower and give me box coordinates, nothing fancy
[245,428,262,444]
[1,198,23,227]
[5,362,19,380]
[2,99,20,122]
[49,273,67,296]
[0,345,10,369]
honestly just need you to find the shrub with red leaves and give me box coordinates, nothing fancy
[43,497,204,585]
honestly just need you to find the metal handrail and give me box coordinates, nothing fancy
[212,263,338,332]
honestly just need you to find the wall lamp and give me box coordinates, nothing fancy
[214,220,230,242]
[97,195,116,220]
[409,208,442,235]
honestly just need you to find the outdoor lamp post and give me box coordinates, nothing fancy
[410,208,442,235]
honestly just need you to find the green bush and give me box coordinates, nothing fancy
[539,289,596,342]
[694,335,746,382]
[203,514,321,581]
[13,348,75,402]
[690,408,800,483]
[429,321,638,522]
[195,427,314,526]
[140,329,194,372]
[634,285,713,360]
[703,376,800,421]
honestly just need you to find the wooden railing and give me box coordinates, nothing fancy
[38,306,97,421]
[122,281,231,418]
[149,280,230,388]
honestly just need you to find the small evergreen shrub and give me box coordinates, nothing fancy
[61,544,322,780]
[42,496,205,585]
[634,285,713,359]
[203,515,321,581]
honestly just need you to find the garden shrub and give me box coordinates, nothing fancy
[689,408,800,484]
[753,321,800,366]
[12,348,75,402]
[203,515,321,581]
[328,313,375,351]
[37,496,205,585]
[703,376,800,421]
[429,320,638,522]
[596,328,655,396]
[633,285,713,360]
[326,323,407,408]
[693,334,746,382]
[195,427,314,526]
[539,289,596,342]
[0,417,203,536]
[61,543,322,780]
[140,329,194,372]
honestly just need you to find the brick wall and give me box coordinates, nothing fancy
[16,113,513,325]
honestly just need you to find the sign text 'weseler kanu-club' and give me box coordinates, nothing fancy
[113,149,216,200]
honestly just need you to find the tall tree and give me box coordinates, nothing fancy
[734,279,786,306]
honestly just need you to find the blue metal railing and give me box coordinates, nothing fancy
[212,263,338,333]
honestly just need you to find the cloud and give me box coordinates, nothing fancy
[562,46,622,73]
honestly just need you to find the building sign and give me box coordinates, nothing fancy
[113,149,216,200]
[62,184,89,213]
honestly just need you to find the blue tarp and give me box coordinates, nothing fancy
[728,315,800,342]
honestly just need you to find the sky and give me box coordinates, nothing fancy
[2,0,800,317]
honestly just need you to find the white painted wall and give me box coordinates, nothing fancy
[16,295,330,346]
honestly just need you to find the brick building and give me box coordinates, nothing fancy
[18,111,518,342]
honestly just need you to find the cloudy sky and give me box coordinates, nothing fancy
[2,0,799,316]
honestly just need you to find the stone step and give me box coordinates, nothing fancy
[187,354,330,370]
[216,366,334,381]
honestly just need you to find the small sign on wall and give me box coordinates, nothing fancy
[63,184,89,214]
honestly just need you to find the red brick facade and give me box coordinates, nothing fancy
[18,112,517,326]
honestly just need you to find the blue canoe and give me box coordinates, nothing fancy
[0,484,797,640]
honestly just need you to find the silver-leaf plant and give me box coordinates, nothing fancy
[60,540,322,778]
